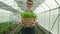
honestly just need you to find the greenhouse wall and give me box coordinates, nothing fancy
[38,8,60,34]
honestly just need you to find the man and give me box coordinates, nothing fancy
[26,0,33,12]
[20,0,36,34]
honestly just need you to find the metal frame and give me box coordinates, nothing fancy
[39,7,60,14]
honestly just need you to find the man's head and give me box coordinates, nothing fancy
[27,0,33,11]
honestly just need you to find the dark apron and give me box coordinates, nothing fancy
[25,10,33,12]
[21,27,35,34]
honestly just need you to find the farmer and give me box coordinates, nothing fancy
[26,0,33,12]
[19,0,36,34]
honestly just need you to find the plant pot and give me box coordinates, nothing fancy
[21,18,35,27]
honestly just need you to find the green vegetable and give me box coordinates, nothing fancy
[0,21,13,32]
[20,12,37,18]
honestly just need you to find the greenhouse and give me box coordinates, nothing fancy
[0,0,60,34]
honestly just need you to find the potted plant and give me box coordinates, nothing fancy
[20,12,37,27]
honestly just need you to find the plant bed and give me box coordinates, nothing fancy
[0,21,14,34]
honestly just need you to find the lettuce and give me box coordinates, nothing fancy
[20,12,37,18]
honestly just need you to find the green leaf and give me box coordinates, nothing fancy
[20,12,37,18]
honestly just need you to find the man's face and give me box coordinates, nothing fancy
[27,2,33,10]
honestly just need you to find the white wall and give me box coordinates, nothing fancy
[37,9,59,34]
[0,9,13,22]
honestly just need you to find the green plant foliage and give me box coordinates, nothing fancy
[0,21,13,32]
[20,12,37,18]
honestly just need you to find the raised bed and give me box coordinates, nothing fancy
[0,21,16,34]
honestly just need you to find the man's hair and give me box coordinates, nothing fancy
[27,0,33,4]
[27,0,33,2]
